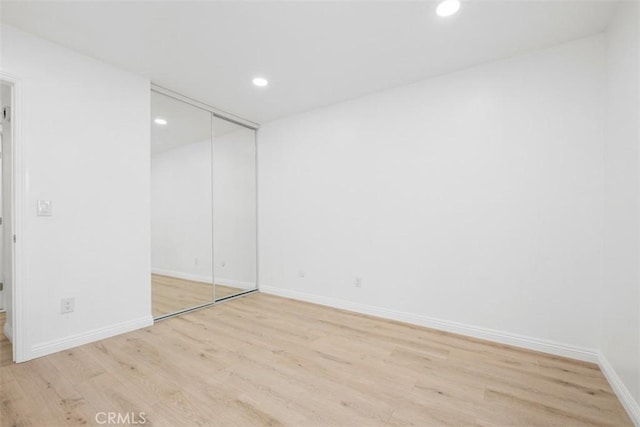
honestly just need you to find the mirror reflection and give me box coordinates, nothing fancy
[213,116,257,300]
[151,91,213,317]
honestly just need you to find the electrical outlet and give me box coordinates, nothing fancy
[221,261,226,267]
[37,200,53,216]
[355,277,362,288]
[298,271,305,278]
[194,257,199,265]
[61,297,74,314]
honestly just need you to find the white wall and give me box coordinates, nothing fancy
[151,129,256,289]
[0,26,152,361]
[151,139,213,282]
[213,128,257,288]
[259,35,605,356]
[602,0,640,416]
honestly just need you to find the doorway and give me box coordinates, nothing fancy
[0,80,15,364]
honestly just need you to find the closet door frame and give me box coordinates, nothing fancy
[151,84,259,321]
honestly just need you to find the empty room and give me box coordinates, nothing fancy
[0,0,639,425]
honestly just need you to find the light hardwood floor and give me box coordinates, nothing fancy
[0,293,633,426]
[152,274,246,318]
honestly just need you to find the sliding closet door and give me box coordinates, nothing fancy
[151,91,214,318]
[212,116,257,301]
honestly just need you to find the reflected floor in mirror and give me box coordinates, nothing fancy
[151,274,246,318]
[0,312,12,367]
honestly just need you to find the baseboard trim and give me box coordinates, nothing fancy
[152,269,255,290]
[28,315,154,361]
[216,277,256,289]
[3,321,13,343]
[259,286,599,363]
[152,268,211,284]
[598,352,640,426]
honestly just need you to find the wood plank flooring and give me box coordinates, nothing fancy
[152,274,246,318]
[0,293,633,426]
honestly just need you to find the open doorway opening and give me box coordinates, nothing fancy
[0,81,15,365]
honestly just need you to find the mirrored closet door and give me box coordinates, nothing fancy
[212,116,257,301]
[151,90,214,318]
[150,87,258,319]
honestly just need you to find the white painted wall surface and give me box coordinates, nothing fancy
[259,36,605,353]
[151,129,256,289]
[151,139,213,282]
[602,0,640,415]
[213,128,257,289]
[0,26,152,361]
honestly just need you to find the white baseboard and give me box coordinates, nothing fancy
[3,321,13,343]
[215,277,256,290]
[259,285,599,363]
[598,352,640,426]
[27,315,154,361]
[152,268,255,290]
[152,268,212,284]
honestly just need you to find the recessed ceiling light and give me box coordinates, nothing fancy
[252,77,269,87]
[436,0,461,17]
[154,118,167,125]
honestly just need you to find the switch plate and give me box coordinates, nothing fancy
[37,200,53,216]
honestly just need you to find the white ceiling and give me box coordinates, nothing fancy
[1,1,617,124]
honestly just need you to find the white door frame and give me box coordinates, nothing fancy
[0,71,26,363]
[0,117,4,312]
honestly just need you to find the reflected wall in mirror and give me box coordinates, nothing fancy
[151,91,213,317]
[213,116,257,300]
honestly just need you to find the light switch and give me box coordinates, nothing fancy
[37,200,53,216]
